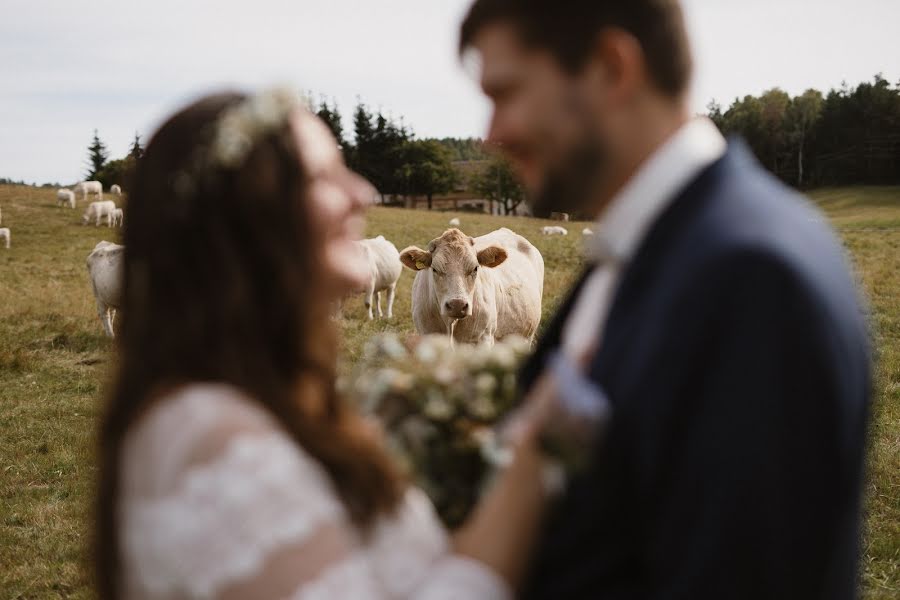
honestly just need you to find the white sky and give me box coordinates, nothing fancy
[2,0,898,184]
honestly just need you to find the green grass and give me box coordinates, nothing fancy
[0,184,897,598]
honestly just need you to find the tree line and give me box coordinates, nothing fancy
[708,74,900,188]
[8,76,899,199]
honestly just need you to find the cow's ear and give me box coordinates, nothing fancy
[400,246,432,271]
[477,245,508,268]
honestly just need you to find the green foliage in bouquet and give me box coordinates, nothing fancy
[344,333,532,528]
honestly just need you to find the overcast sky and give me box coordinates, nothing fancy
[2,0,898,184]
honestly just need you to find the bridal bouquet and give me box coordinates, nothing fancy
[344,333,532,528]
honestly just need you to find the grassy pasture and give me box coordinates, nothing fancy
[0,184,897,598]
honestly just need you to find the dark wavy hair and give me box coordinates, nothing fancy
[94,92,403,599]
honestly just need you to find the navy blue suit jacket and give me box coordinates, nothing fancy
[520,141,871,599]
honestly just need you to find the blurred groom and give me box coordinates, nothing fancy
[459,1,871,598]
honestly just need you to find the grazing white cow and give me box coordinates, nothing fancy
[110,184,122,195]
[448,217,461,226]
[73,180,103,202]
[83,200,117,227]
[582,227,594,236]
[400,227,544,345]
[352,235,402,319]
[57,188,76,208]
[111,208,124,228]
[541,225,568,235]
[86,241,124,337]
[0,228,10,249]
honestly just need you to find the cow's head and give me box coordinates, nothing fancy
[400,228,507,320]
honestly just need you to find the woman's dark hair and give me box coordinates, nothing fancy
[459,0,693,98]
[94,92,403,599]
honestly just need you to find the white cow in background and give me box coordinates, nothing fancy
[111,208,124,227]
[400,227,544,345]
[352,235,402,319]
[541,225,568,235]
[73,180,103,202]
[83,200,117,227]
[448,217,461,226]
[57,188,76,208]
[0,228,10,249]
[582,227,594,236]
[110,184,122,195]
[86,241,124,337]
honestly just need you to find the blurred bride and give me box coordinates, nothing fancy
[95,89,555,599]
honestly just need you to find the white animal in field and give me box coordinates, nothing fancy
[582,227,594,236]
[111,208,124,228]
[550,212,570,221]
[448,217,461,226]
[110,184,122,195]
[0,228,10,249]
[541,225,568,236]
[352,235,402,320]
[73,180,103,202]
[57,188,76,208]
[86,241,124,337]
[400,227,544,345]
[83,200,117,227]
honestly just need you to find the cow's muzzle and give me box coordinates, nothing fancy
[444,299,470,319]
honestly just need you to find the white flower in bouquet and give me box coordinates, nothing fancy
[414,335,453,364]
[423,391,454,421]
[487,343,516,370]
[467,393,498,420]
[433,364,459,386]
[475,373,497,394]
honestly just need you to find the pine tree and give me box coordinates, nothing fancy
[85,129,109,179]
[128,132,144,160]
[316,99,345,150]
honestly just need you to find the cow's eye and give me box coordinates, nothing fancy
[432,268,441,276]
[469,267,478,276]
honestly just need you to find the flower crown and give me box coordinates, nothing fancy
[172,86,308,199]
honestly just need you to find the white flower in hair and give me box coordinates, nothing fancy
[209,86,304,169]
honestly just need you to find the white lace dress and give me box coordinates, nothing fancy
[118,383,510,600]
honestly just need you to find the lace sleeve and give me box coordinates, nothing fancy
[118,386,511,600]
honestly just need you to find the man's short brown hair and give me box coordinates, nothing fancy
[460,0,693,98]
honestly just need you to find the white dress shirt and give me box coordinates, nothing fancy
[561,118,727,362]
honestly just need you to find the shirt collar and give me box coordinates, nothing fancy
[585,117,726,263]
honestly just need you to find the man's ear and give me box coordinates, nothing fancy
[477,245,508,268]
[400,246,432,271]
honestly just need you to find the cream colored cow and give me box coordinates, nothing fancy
[541,225,568,236]
[57,188,76,208]
[86,241,124,337]
[83,200,117,227]
[400,228,544,345]
[74,180,103,202]
[353,235,402,319]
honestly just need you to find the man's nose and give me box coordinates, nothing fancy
[444,299,470,318]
